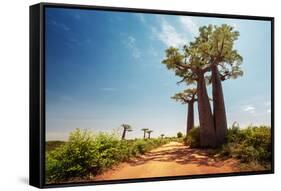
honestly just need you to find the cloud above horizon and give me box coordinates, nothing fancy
[153,17,189,47]
[122,35,141,58]
[243,105,256,114]
[179,16,198,36]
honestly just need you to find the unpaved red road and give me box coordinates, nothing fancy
[95,141,239,180]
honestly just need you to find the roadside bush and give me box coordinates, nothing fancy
[177,132,183,138]
[185,128,200,148]
[221,126,271,167]
[46,129,103,182]
[46,129,169,183]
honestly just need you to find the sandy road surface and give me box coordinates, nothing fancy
[95,141,239,180]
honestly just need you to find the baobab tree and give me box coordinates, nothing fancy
[147,130,153,139]
[162,47,217,147]
[121,124,132,140]
[162,24,243,147]
[141,128,149,139]
[171,88,197,135]
[160,134,165,139]
[192,24,243,144]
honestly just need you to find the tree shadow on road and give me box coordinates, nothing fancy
[129,145,235,168]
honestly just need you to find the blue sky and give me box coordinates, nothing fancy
[45,7,271,140]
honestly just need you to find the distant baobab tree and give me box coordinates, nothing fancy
[141,128,149,139]
[147,130,153,139]
[160,134,165,139]
[121,124,132,140]
[171,88,197,135]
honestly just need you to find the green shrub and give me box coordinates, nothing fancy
[177,132,183,138]
[46,129,99,182]
[221,126,271,166]
[185,128,200,148]
[46,129,170,183]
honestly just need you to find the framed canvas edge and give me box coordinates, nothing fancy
[29,2,275,189]
[29,3,44,189]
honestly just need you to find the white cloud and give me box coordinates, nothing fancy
[123,35,141,58]
[179,16,198,36]
[154,18,188,47]
[243,105,256,113]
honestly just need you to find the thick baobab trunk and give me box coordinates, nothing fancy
[121,130,126,140]
[211,65,227,145]
[197,72,217,147]
[186,102,194,135]
[143,131,146,139]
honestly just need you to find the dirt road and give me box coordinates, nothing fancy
[95,141,239,180]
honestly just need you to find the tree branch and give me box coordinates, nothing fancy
[220,72,230,81]
[202,64,212,73]
[177,76,189,84]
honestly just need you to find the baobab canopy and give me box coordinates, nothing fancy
[171,89,197,104]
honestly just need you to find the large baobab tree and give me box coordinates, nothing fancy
[193,24,243,144]
[141,128,149,139]
[160,134,165,139]
[162,47,217,147]
[121,124,132,140]
[147,130,153,139]
[162,24,243,147]
[171,88,197,135]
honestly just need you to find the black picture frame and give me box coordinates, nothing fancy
[30,2,275,189]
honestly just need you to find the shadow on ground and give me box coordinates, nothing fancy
[129,145,229,168]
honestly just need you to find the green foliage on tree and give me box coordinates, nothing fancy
[193,24,243,80]
[171,88,197,104]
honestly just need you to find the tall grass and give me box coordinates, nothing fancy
[46,129,169,183]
